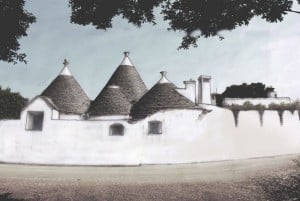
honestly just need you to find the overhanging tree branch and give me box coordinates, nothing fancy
[0,0,36,65]
[69,0,300,50]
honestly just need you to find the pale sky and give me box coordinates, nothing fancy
[0,0,300,100]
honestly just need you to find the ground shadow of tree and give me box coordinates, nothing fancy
[0,193,26,201]
[257,159,300,201]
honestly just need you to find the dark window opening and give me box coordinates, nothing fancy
[110,124,124,136]
[148,121,162,134]
[26,111,44,131]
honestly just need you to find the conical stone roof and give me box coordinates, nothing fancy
[131,71,198,120]
[41,60,90,114]
[88,85,131,116]
[105,52,147,103]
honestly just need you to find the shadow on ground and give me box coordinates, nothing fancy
[257,159,300,201]
[0,193,26,201]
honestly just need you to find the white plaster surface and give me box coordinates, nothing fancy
[177,82,196,103]
[59,113,83,120]
[120,56,133,66]
[198,76,212,104]
[157,72,171,84]
[0,105,300,165]
[59,66,72,76]
[89,115,130,120]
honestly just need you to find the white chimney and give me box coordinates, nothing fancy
[176,79,197,103]
[198,75,212,104]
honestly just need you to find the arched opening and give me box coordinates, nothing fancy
[110,123,125,136]
[148,121,162,134]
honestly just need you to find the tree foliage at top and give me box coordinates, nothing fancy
[0,0,36,64]
[0,86,28,119]
[69,0,300,49]
[222,82,274,98]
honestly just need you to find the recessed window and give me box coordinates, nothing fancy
[148,121,162,135]
[110,124,124,136]
[26,111,44,131]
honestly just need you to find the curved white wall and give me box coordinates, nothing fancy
[0,105,300,165]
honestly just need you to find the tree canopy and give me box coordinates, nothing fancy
[0,86,28,119]
[69,0,300,49]
[1,1,300,64]
[0,0,36,64]
[222,82,275,98]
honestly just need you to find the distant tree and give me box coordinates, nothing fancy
[0,86,28,119]
[222,83,274,98]
[69,0,300,49]
[0,0,36,64]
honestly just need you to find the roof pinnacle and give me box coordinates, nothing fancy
[124,51,130,57]
[59,58,72,76]
[120,51,133,66]
[63,59,69,67]
[158,71,171,84]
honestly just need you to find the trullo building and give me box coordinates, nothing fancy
[0,53,299,165]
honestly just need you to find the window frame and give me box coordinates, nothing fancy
[25,111,44,131]
[109,123,125,136]
[148,120,162,135]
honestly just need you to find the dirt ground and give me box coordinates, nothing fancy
[0,154,299,201]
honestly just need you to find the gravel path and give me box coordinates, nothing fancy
[0,154,299,201]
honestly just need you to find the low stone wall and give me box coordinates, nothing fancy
[223,97,291,107]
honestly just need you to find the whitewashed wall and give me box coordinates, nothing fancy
[0,106,300,165]
[59,114,83,120]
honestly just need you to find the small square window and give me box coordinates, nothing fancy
[26,111,44,131]
[110,124,124,136]
[148,121,162,134]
